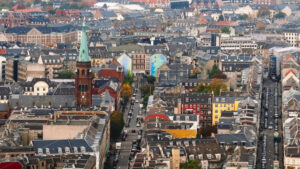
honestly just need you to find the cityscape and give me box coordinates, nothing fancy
[0,0,299,169]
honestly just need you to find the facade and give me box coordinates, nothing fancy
[5,25,78,45]
[212,96,240,125]
[117,53,132,74]
[283,30,300,47]
[150,54,168,77]
[220,36,257,51]
[181,93,213,127]
[6,58,45,82]
[75,23,92,107]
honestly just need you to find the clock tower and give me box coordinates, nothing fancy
[75,22,92,107]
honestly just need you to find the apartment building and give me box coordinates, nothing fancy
[283,30,300,47]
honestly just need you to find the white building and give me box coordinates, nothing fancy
[220,35,257,51]
[283,30,300,47]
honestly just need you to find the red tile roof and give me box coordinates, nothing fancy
[16,8,42,13]
[217,20,235,26]
[285,69,296,77]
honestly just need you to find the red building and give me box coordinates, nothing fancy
[100,64,124,84]
[75,22,92,107]
[182,93,213,127]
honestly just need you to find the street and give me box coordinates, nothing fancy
[116,77,144,169]
[257,77,283,169]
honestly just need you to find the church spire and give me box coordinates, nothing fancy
[77,21,91,62]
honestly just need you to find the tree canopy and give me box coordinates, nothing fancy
[181,160,201,169]
[124,71,134,85]
[274,12,286,19]
[258,7,270,17]
[208,64,222,78]
[146,75,156,85]
[195,79,227,96]
[110,111,124,140]
[221,27,230,34]
[120,83,133,102]
[58,70,75,79]
[218,15,224,21]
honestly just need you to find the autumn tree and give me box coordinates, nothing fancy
[121,83,133,103]
[210,79,227,96]
[258,7,270,17]
[110,111,124,140]
[195,79,227,96]
[212,72,227,79]
[181,160,202,169]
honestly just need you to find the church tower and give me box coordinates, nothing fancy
[75,22,92,107]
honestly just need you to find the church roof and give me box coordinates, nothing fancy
[77,22,91,62]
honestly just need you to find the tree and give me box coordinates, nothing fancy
[140,84,154,96]
[210,79,227,96]
[258,7,270,17]
[120,83,133,103]
[124,71,134,85]
[221,27,230,34]
[194,79,227,96]
[198,126,217,138]
[58,70,75,79]
[181,160,201,169]
[110,111,124,140]
[212,72,227,79]
[218,15,224,21]
[238,14,248,20]
[274,12,286,19]
[208,64,222,79]
[146,75,156,85]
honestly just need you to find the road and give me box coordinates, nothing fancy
[257,77,283,169]
[116,77,144,169]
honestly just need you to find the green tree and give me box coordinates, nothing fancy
[124,71,134,85]
[146,75,156,85]
[181,160,201,169]
[239,14,248,20]
[208,64,222,78]
[274,12,286,19]
[110,111,124,140]
[218,15,224,21]
[140,84,154,96]
[221,26,230,34]
[58,70,75,79]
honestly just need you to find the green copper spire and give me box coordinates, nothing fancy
[77,22,91,62]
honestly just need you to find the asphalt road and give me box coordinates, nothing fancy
[257,78,283,169]
[116,78,144,169]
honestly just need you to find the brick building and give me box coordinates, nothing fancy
[99,64,124,84]
[182,93,213,127]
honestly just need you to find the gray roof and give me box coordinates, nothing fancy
[32,139,93,154]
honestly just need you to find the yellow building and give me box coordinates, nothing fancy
[212,97,240,125]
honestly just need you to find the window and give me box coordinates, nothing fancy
[37,87,39,91]
[82,69,85,76]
